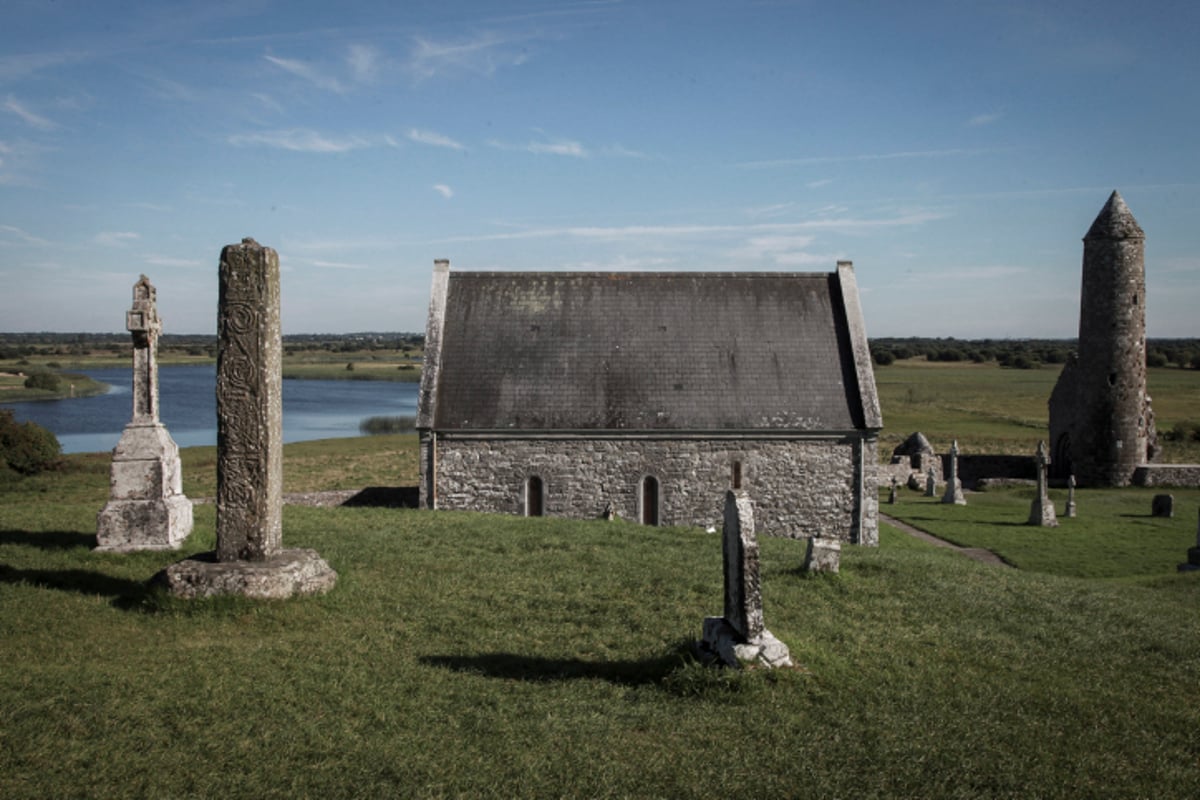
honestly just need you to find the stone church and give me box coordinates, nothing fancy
[417,259,883,544]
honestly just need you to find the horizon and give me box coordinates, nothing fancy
[1,1,1197,338]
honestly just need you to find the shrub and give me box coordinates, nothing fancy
[1162,420,1200,443]
[359,415,416,435]
[23,371,62,391]
[0,410,61,475]
[1146,351,1168,368]
[872,349,895,366]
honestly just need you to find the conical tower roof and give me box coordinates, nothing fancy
[1084,190,1144,240]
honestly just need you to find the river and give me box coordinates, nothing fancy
[5,365,420,454]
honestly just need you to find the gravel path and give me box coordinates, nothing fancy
[879,512,1013,568]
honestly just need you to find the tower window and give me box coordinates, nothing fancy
[640,476,660,526]
[731,460,743,489]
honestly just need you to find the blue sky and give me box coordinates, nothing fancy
[1,0,1197,336]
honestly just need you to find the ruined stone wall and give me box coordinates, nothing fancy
[1132,465,1200,488]
[426,434,877,544]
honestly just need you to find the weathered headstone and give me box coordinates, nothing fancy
[888,475,898,505]
[942,440,966,505]
[924,466,937,497]
[1180,509,1200,572]
[1065,475,1078,518]
[1027,440,1059,527]
[803,537,841,573]
[155,239,336,599]
[698,490,792,668]
[1152,494,1174,518]
[96,276,193,551]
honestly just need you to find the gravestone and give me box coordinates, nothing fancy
[1180,509,1200,571]
[803,537,841,573]
[888,475,898,504]
[942,440,966,505]
[155,239,337,599]
[1152,494,1174,518]
[698,490,792,668]
[924,466,937,497]
[96,276,193,551]
[1027,440,1059,527]
[1065,475,1078,518]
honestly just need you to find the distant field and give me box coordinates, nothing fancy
[873,359,1200,463]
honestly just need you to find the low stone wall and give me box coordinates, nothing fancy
[428,434,877,544]
[1132,464,1200,488]
[945,454,1036,488]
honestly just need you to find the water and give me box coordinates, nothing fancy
[5,365,419,453]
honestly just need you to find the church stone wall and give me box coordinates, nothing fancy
[425,434,877,544]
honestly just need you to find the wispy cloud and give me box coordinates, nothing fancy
[433,184,454,199]
[145,255,203,269]
[0,224,49,246]
[94,231,140,247]
[408,32,531,80]
[408,128,466,151]
[251,92,285,114]
[264,54,345,92]
[807,178,833,189]
[3,96,56,130]
[739,148,995,168]
[489,135,589,157]
[227,129,393,153]
[967,111,1003,127]
[727,235,839,267]
[309,259,369,270]
[0,50,88,82]
[346,44,380,82]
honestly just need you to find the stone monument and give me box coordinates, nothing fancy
[803,537,841,574]
[699,490,793,668]
[1065,475,1078,518]
[155,239,336,599]
[1180,510,1200,572]
[1027,440,1059,527]
[96,276,193,551]
[924,466,937,497]
[888,475,898,504]
[1152,494,1174,518]
[942,440,966,505]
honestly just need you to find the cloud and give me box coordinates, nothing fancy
[489,136,589,157]
[346,44,380,82]
[727,235,839,268]
[967,111,1003,127]
[408,128,466,151]
[408,32,530,80]
[807,178,833,189]
[0,225,49,246]
[94,232,140,247]
[251,92,285,113]
[309,259,369,270]
[144,255,203,269]
[264,54,345,92]
[0,50,87,82]
[739,148,996,168]
[433,184,454,199]
[3,96,56,130]
[227,129,386,153]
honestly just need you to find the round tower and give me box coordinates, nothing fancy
[1071,190,1154,485]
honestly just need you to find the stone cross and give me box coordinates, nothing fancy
[154,239,336,599]
[888,474,898,504]
[699,490,792,668]
[128,275,161,423]
[942,440,966,505]
[1065,474,1078,518]
[1028,440,1059,527]
[95,275,193,552]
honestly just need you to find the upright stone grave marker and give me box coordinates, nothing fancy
[1180,509,1200,572]
[1065,475,1078,518]
[1027,440,1059,527]
[698,490,792,668]
[156,239,336,599]
[924,466,937,497]
[96,276,193,551]
[942,440,966,505]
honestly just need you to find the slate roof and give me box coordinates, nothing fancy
[422,269,881,433]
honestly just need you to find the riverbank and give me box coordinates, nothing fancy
[0,370,109,403]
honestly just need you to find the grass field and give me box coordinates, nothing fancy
[3,359,1200,797]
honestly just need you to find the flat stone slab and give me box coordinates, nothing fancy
[153,548,337,600]
[699,616,793,669]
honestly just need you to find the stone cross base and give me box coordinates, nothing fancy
[153,548,337,599]
[96,423,192,551]
[803,537,841,573]
[942,479,966,505]
[1028,497,1059,527]
[699,617,793,669]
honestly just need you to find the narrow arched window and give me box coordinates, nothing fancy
[526,475,544,517]
[641,476,660,526]
[731,460,743,489]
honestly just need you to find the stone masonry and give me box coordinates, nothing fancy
[96,275,193,552]
[427,434,879,544]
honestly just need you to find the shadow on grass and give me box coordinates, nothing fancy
[421,648,691,687]
[0,563,148,605]
[0,528,96,549]
[341,486,419,508]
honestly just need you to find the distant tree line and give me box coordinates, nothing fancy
[0,332,425,360]
[870,338,1200,370]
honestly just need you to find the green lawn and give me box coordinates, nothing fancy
[3,439,1200,798]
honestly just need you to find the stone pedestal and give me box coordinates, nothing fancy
[97,424,193,551]
[803,537,841,574]
[155,548,336,599]
[701,617,793,669]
